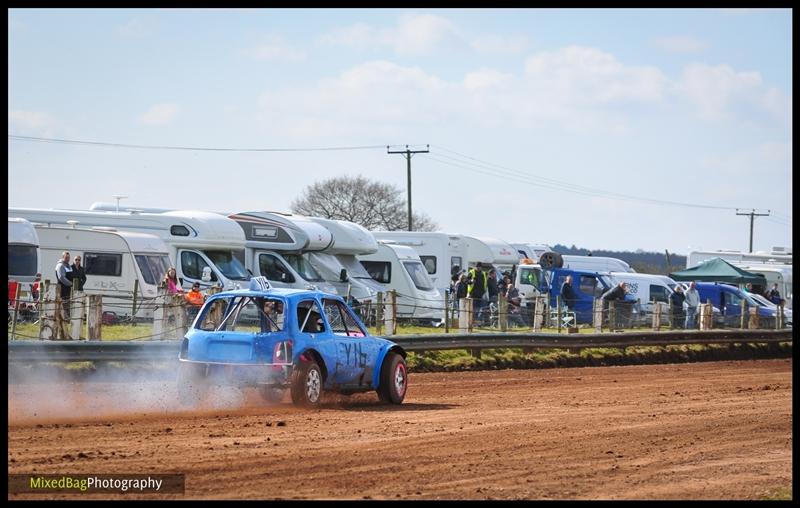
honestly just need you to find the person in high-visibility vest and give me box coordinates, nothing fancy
[467,262,489,324]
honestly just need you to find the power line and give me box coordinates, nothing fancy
[429,145,740,211]
[8,135,386,152]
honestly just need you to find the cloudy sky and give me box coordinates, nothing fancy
[8,8,792,256]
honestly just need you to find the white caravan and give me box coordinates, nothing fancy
[510,243,554,263]
[687,248,792,268]
[34,223,171,319]
[8,218,40,287]
[734,263,792,309]
[370,231,479,294]
[9,208,251,291]
[562,255,635,273]
[305,217,384,305]
[358,242,443,324]
[227,211,338,295]
[464,236,519,275]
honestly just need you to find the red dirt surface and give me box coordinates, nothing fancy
[7,359,792,500]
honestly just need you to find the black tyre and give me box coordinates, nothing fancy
[259,386,286,404]
[377,352,407,404]
[538,251,564,270]
[290,359,323,407]
[177,362,207,406]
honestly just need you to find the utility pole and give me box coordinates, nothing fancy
[736,209,770,253]
[388,144,429,231]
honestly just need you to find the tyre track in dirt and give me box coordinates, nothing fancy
[8,359,792,500]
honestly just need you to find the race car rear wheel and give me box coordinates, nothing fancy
[290,359,323,407]
[177,362,207,406]
[259,387,286,404]
[377,352,407,404]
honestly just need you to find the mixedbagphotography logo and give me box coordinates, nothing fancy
[8,474,185,494]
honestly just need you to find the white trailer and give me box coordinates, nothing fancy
[733,262,792,309]
[8,218,40,286]
[358,242,443,324]
[34,223,171,319]
[227,211,339,295]
[687,248,792,268]
[9,207,251,291]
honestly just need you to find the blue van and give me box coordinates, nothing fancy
[693,282,778,327]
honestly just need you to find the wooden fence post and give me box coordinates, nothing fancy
[609,301,616,331]
[40,280,55,340]
[375,292,384,335]
[668,299,674,329]
[748,305,760,329]
[556,295,562,333]
[152,282,166,340]
[88,295,103,340]
[444,290,450,333]
[384,290,397,336]
[131,279,139,323]
[499,294,508,332]
[740,300,746,329]
[777,303,784,329]
[651,300,661,331]
[70,291,84,340]
[458,298,469,334]
[10,282,21,340]
[593,298,602,333]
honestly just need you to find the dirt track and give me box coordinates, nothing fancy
[8,359,793,500]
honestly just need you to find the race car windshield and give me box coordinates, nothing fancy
[206,296,284,332]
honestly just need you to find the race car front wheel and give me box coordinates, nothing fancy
[291,359,323,407]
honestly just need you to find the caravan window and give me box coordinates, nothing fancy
[181,251,218,281]
[420,256,437,275]
[649,285,670,303]
[85,252,122,276]
[259,254,296,283]
[135,254,171,285]
[451,256,462,271]
[361,261,391,284]
[170,225,190,237]
[322,299,366,337]
[8,245,38,277]
[403,261,435,291]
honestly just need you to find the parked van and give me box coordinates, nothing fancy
[227,211,338,295]
[358,242,443,324]
[371,231,479,294]
[34,223,171,319]
[687,282,782,327]
[562,255,635,273]
[606,272,675,317]
[8,217,39,287]
[10,208,251,292]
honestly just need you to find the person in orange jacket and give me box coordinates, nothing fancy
[185,282,205,322]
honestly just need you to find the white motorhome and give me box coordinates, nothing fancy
[34,223,171,319]
[305,217,384,305]
[465,236,519,275]
[8,218,40,287]
[562,255,635,273]
[9,208,251,291]
[370,231,479,294]
[687,248,792,269]
[227,211,338,295]
[358,242,443,324]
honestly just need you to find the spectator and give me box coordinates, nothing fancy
[454,273,469,301]
[70,255,87,292]
[185,282,205,322]
[601,282,627,329]
[467,262,489,324]
[504,276,526,327]
[163,267,184,295]
[487,268,499,302]
[669,285,685,329]
[560,275,578,312]
[31,273,42,301]
[743,283,753,294]
[683,281,700,329]
[55,251,73,319]
[768,283,783,306]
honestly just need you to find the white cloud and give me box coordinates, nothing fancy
[470,34,528,55]
[8,110,58,136]
[118,17,156,38]
[320,13,460,55]
[137,103,179,126]
[244,35,307,62]
[676,63,789,124]
[653,35,709,54]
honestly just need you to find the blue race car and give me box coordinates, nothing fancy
[177,277,408,407]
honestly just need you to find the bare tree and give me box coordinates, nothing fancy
[291,175,438,231]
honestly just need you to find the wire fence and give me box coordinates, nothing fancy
[7,283,791,341]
